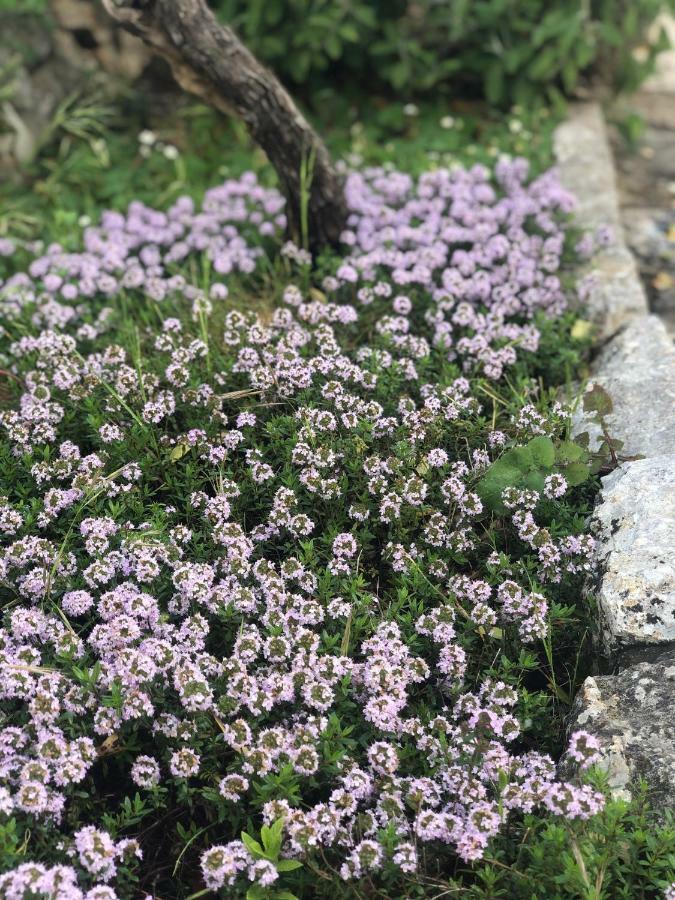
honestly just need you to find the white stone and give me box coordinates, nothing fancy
[566,651,675,806]
[554,104,648,335]
[572,315,675,460]
[555,104,622,231]
[590,454,675,652]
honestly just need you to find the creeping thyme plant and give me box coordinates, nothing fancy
[0,137,674,900]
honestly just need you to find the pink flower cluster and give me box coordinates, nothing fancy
[0,827,140,899]
[335,158,575,377]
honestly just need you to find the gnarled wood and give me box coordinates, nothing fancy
[101,0,348,250]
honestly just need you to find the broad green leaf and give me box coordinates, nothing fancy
[509,445,534,472]
[522,470,546,493]
[528,48,557,81]
[246,887,266,900]
[276,859,303,872]
[528,436,555,469]
[476,464,522,513]
[565,462,590,486]
[556,441,585,465]
[338,23,359,42]
[241,831,264,858]
[260,824,272,851]
[262,818,284,858]
[170,443,190,462]
[324,35,342,60]
[582,383,613,417]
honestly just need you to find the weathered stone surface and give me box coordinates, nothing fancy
[589,454,675,653]
[622,206,674,260]
[579,247,649,336]
[559,97,675,811]
[554,104,648,335]
[555,104,622,231]
[626,90,675,131]
[572,315,675,459]
[567,649,675,806]
[0,5,150,172]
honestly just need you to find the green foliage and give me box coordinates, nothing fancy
[212,0,675,106]
[0,0,47,11]
[215,0,380,85]
[614,110,647,149]
[0,819,24,872]
[0,51,671,896]
[0,0,672,107]
[240,819,303,899]
[0,97,558,245]
[583,383,614,418]
[460,785,675,900]
[477,435,591,514]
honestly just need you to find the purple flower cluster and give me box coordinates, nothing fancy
[1,174,283,326]
[333,158,576,377]
[0,827,140,899]
[0,157,580,384]
[0,157,605,895]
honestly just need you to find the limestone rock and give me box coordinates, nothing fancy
[555,103,622,232]
[589,454,675,653]
[572,315,675,459]
[567,650,675,807]
[622,206,674,260]
[578,246,649,336]
[50,0,151,79]
[554,104,648,335]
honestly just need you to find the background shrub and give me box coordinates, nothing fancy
[213,0,675,106]
[2,0,673,111]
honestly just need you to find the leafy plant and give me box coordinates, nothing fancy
[576,383,645,473]
[477,435,590,514]
[211,0,675,106]
[240,819,302,900]
[1,68,670,900]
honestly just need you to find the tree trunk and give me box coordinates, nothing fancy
[100,0,348,251]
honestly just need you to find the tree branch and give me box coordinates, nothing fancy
[101,0,348,250]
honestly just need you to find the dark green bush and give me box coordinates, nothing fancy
[213,0,675,105]
[1,0,672,107]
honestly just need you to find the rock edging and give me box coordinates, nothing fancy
[554,103,675,804]
[554,103,648,338]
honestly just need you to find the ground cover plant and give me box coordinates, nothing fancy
[0,109,674,900]
[0,99,558,243]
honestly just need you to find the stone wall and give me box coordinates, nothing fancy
[555,103,675,806]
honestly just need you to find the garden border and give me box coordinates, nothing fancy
[553,103,675,807]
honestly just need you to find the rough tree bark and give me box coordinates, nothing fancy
[100,0,348,250]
